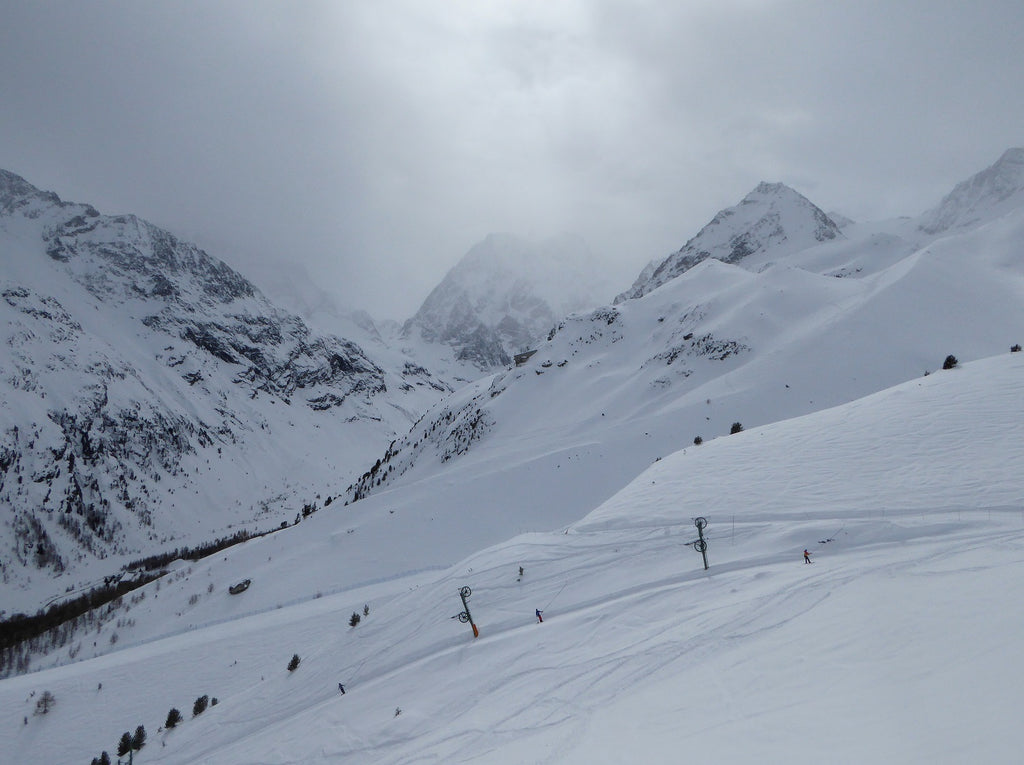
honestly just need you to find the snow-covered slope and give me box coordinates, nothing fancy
[2,352,1021,764]
[0,170,448,612]
[404,233,616,374]
[343,194,1024,540]
[919,147,1024,234]
[616,182,843,302]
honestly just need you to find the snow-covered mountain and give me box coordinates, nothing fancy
[343,152,1024,544]
[403,233,616,374]
[616,181,843,302]
[3,351,1021,764]
[919,147,1024,234]
[4,149,1024,764]
[0,169,448,612]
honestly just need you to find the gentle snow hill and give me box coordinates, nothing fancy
[2,353,1022,764]
[0,169,449,612]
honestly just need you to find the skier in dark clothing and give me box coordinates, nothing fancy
[803,549,812,564]
[536,609,543,623]
[338,683,345,694]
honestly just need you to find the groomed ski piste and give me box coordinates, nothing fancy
[3,352,1023,764]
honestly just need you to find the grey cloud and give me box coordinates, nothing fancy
[1,1,1022,319]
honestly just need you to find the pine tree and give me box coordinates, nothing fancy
[131,725,147,751]
[165,707,183,728]
[349,612,361,627]
[193,694,209,716]
[34,690,55,714]
[117,732,132,758]
[288,653,301,671]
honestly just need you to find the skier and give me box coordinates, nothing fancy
[535,608,543,623]
[519,566,524,577]
[803,549,812,564]
[338,683,346,694]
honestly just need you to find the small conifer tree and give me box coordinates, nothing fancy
[349,612,361,627]
[132,725,147,751]
[34,690,55,714]
[730,422,744,434]
[193,694,209,716]
[288,653,301,671]
[943,354,959,370]
[693,436,703,445]
[165,708,182,728]
[117,732,132,758]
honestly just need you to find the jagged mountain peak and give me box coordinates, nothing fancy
[0,167,98,220]
[919,147,1024,235]
[616,182,841,302]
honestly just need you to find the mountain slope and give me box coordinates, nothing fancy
[343,197,1024,539]
[403,233,615,373]
[616,182,843,302]
[0,170,447,612]
[919,147,1024,234]
[2,352,1021,764]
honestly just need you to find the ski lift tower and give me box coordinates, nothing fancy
[693,517,709,570]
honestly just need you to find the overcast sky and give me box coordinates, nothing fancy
[2,1,1022,320]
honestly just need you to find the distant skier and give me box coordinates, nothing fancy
[519,566,524,577]
[338,683,346,694]
[536,608,543,623]
[803,549,812,564]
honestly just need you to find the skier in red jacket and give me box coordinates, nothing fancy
[803,549,812,564]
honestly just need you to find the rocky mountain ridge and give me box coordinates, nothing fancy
[0,170,447,611]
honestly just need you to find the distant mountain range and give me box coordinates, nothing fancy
[344,150,1024,537]
[3,148,1023,618]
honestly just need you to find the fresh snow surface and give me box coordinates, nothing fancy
[2,353,1022,764]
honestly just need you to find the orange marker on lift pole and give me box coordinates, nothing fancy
[453,585,479,638]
